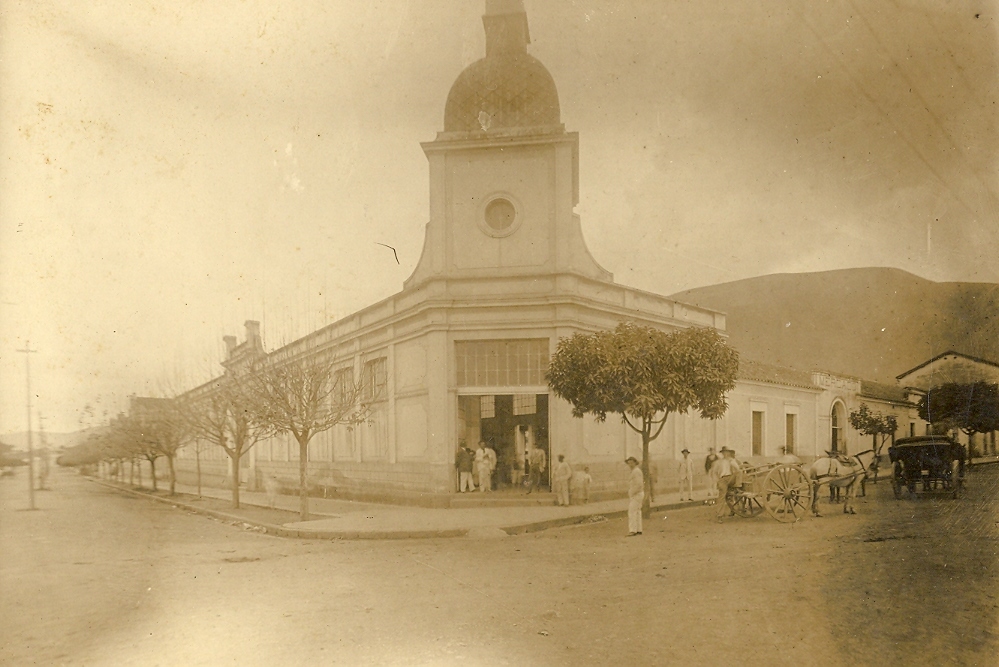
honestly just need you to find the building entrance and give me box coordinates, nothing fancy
[458,393,549,491]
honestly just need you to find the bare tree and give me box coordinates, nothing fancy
[244,352,370,520]
[180,374,268,509]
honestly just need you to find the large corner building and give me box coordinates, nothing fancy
[177,2,948,503]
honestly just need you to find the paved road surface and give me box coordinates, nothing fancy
[2,467,996,666]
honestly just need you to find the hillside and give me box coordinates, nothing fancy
[670,268,999,384]
[0,430,89,453]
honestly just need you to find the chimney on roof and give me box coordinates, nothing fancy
[223,335,237,358]
[245,320,261,349]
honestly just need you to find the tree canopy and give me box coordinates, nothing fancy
[547,322,739,514]
[918,382,999,437]
[547,323,739,426]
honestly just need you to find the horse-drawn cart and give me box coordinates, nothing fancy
[725,462,813,523]
[888,436,966,499]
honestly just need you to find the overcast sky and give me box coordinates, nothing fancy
[2,0,997,433]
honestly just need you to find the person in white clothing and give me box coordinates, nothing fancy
[553,454,572,506]
[678,448,694,501]
[715,447,742,520]
[626,456,644,535]
[476,441,495,492]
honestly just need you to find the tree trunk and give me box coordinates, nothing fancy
[129,459,135,486]
[230,451,241,509]
[641,425,652,519]
[167,454,176,495]
[298,435,310,521]
[195,446,202,497]
[150,457,158,492]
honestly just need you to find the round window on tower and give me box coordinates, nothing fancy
[478,194,523,238]
[484,197,516,231]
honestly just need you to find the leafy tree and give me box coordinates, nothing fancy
[849,403,898,482]
[918,382,999,453]
[547,323,739,516]
[848,403,898,456]
[244,353,371,520]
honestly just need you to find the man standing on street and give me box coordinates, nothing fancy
[678,448,694,501]
[704,447,719,503]
[626,456,644,536]
[715,447,741,522]
[553,454,572,506]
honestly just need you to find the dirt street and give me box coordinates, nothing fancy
[2,467,996,666]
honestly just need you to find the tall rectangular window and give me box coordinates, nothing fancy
[910,422,915,437]
[455,339,549,387]
[785,413,796,454]
[363,358,387,401]
[752,411,764,456]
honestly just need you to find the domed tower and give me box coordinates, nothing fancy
[405,0,611,289]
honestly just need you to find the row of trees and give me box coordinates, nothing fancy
[59,354,375,520]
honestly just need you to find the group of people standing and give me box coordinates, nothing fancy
[456,441,497,492]
[456,442,596,505]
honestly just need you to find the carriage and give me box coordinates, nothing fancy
[888,436,966,499]
[725,462,813,523]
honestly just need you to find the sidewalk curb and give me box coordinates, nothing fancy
[89,477,705,540]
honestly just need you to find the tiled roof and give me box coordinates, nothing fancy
[737,359,817,389]
[859,380,910,403]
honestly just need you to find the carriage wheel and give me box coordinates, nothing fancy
[762,464,812,523]
[891,462,904,499]
[727,487,764,517]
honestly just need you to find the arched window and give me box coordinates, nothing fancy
[831,403,845,453]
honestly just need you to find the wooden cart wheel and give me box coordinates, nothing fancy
[762,464,812,523]
[726,486,764,517]
[891,462,904,499]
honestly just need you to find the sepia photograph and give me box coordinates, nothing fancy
[1,1,997,664]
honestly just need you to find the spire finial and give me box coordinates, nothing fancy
[483,0,530,56]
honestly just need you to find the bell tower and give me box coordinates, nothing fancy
[404,0,611,289]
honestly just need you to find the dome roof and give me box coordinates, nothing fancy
[443,51,560,133]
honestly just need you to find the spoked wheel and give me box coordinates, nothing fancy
[891,462,904,499]
[762,464,812,523]
[727,487,764,517]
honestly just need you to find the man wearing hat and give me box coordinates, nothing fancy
[678,448,694,501]
[715,447,742,520]
[625,456,644,536]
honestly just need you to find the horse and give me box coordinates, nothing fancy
[807,449,876,516]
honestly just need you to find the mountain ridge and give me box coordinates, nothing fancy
[669,268,999,385]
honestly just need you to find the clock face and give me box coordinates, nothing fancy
[484,197,516,231]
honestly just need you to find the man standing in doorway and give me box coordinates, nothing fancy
[553,454,572,506]
[476,441,495,492]
[526,445,547,494]
[456,444,476,492]
[626,456,644,536]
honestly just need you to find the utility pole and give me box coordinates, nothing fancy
[17,342,38,510]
